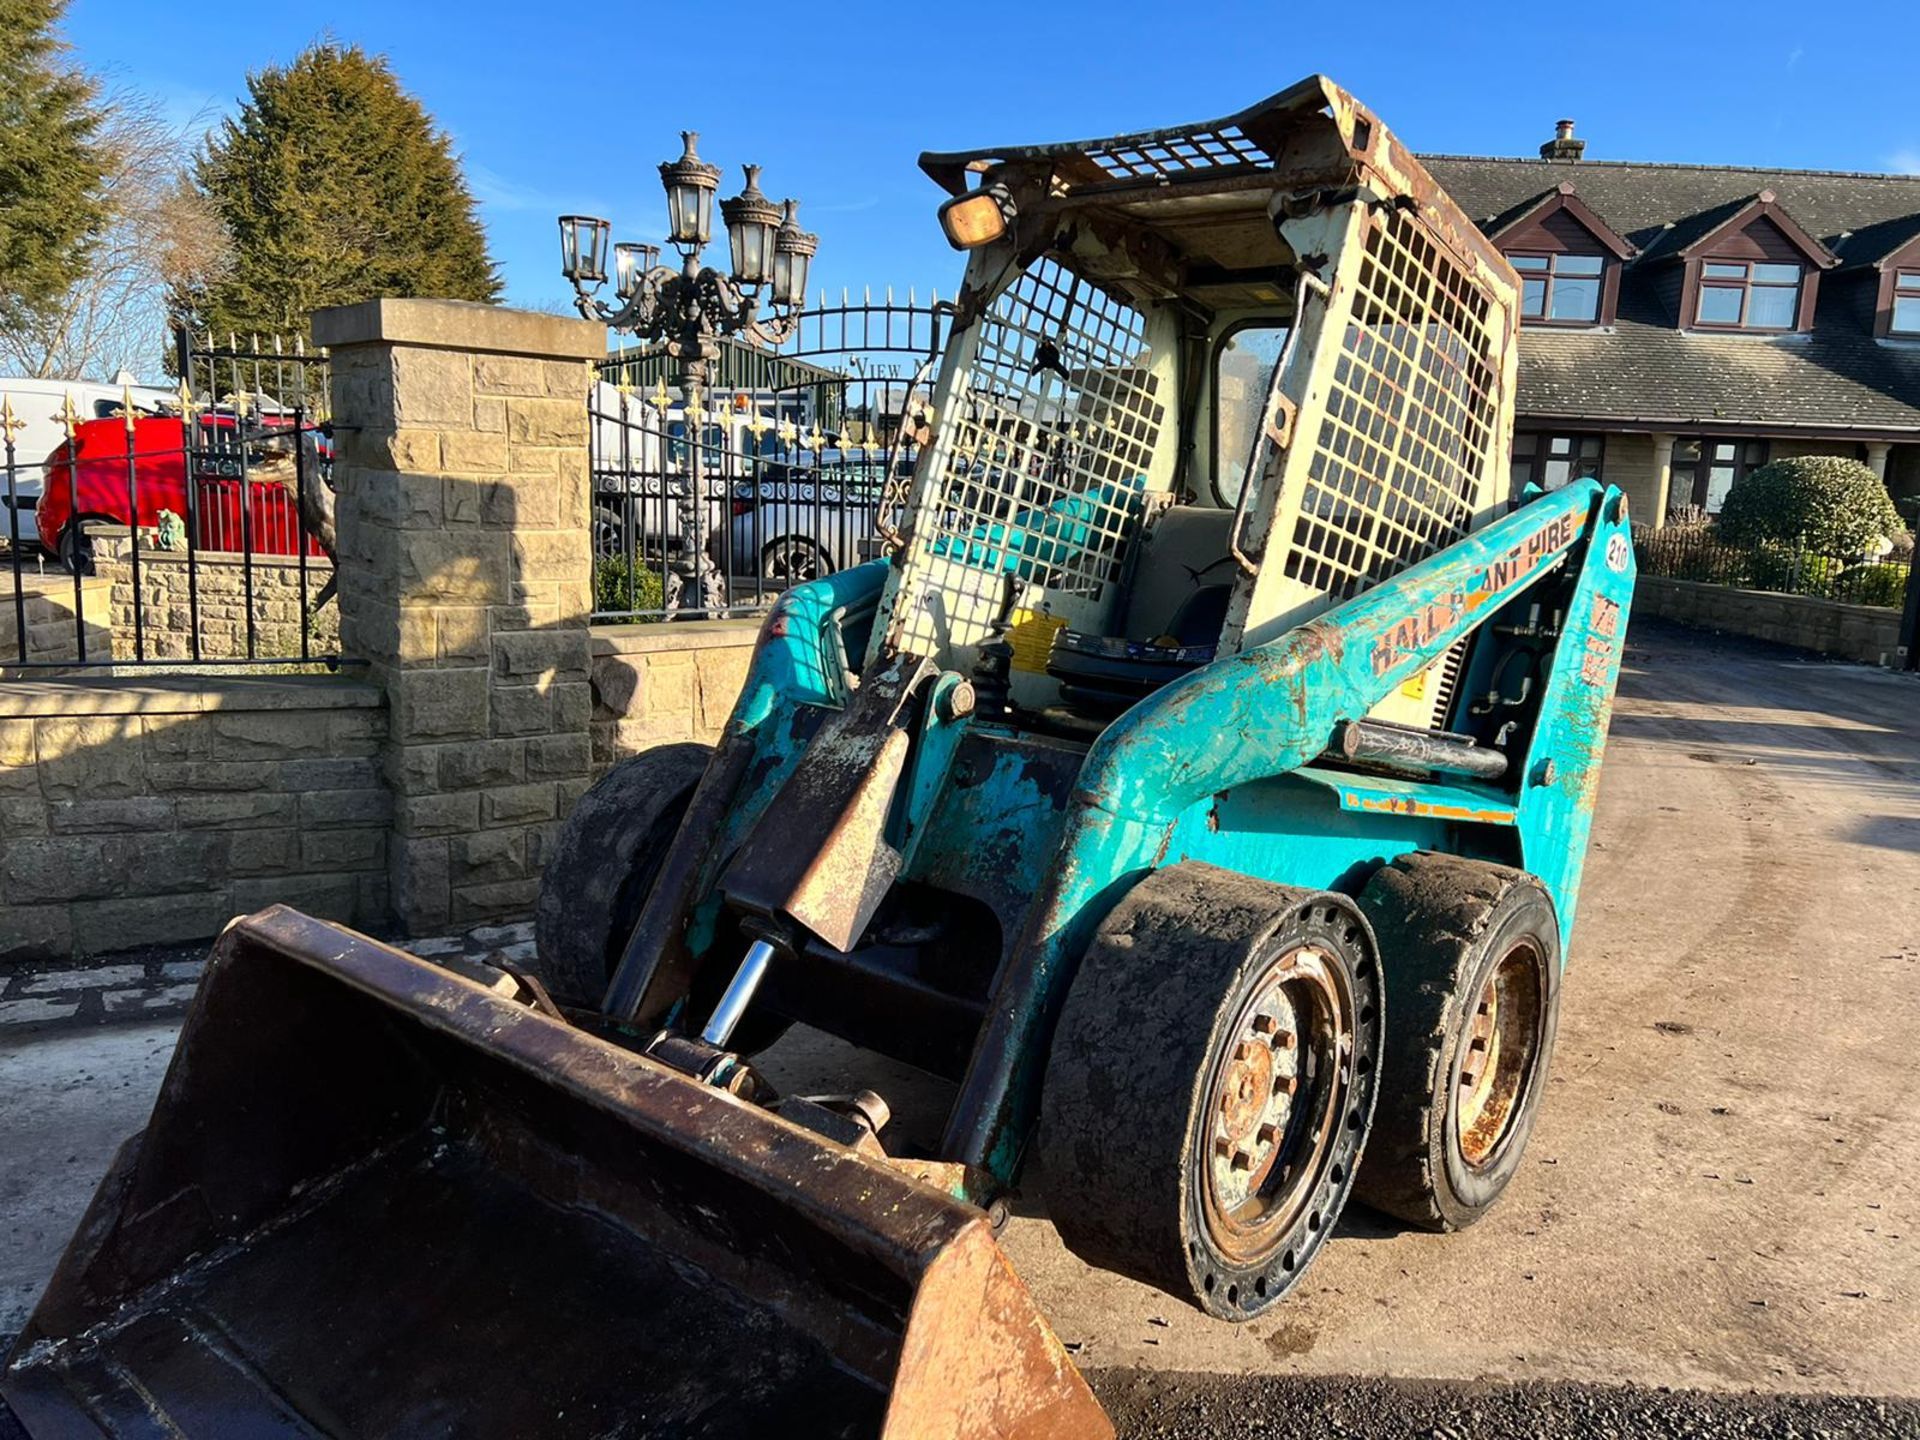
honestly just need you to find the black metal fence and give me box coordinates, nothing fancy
[0,330,337,672]
[590,291,947,620]
[1635,524,1914,608]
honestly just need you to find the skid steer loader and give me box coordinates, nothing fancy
[4,76,1636,1438]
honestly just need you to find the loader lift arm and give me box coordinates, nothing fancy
[941,477,1636,1179]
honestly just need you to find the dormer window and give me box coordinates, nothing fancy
[1893,269,1920,336]
[1694,260,1802,330]
[1511,252,1606,323]
[1669,192,1834,335]
[1486,183,1635,328]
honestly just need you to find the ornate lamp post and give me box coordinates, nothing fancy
[560,133,818,616]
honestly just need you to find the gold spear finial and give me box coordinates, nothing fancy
[122,384,138,437]
[0,395,23,445]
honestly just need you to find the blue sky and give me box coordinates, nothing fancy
[64,0,1920,316]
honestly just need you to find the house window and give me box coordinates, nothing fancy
[1511,432,1604,492]
[1672,437,1768,513]
[1893,269,1920,336]
[1695,261,1802,330]
[1510,253,1606,323]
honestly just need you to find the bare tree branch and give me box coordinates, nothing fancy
[0,90,231,380]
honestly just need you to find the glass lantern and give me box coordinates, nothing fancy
[558,215,610,285]
[659,132,721,250]
[720,165,782,288]
[771,200,819,310]
[614,242,659,301]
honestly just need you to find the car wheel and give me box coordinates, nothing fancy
[760,536,831,585]
[56,523,96,576]
[592,504,626,557]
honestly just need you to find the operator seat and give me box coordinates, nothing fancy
[1045,506,1235,723]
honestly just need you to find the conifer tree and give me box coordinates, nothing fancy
[0,0,108,332]
[182,42,500,340]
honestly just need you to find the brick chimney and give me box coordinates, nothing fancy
[1540,119,1586,162]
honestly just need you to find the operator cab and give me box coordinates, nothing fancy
[877,77,1515,740]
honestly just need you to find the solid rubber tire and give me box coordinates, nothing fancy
[530,743,711,1008]
[1040,861,1383,1320]
[1353,851,1562,1232]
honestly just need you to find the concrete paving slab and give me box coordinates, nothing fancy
[0,1022,181,1336]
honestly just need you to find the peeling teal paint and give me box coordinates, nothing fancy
[674,481,1633,1188]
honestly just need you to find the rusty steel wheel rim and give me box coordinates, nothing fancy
[1455,941,1544,1169]
[1200,944,1353,1263]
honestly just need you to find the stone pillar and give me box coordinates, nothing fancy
[1866,441,1892,481]
[314,299,603,934]
[1650,432,1676,529]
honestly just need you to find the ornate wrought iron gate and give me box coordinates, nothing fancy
[588,291,947,620]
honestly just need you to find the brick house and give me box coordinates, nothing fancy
[1424,125,1920,529]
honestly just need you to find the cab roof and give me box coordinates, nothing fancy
[919,75,1511,312]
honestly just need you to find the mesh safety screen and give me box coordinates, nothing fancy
[1285,206,1500,602]
[1084,125,1270,182]
[889,259,1165,657]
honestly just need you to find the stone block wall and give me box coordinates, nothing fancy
[0,677,389,961]
[92,535,339,661]
[1595,432,1660,523]
[0,574,111,673]
[590,620,757,772]
[1636,576,1902,666]
[314,299,604,934]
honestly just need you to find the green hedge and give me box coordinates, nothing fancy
[1835,562,1910,608]
[593,553,666,616]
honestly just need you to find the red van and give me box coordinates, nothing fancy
[38,415,327,570]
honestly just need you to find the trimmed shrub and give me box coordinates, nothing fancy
[593,553,666,616]
[1717,455,1902,556]
[1835,562,1911,608]
[1744,544,1839,597]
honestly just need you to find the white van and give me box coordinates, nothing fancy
[0,374,177,549]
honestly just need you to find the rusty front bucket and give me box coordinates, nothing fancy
[1,908,1109,1440]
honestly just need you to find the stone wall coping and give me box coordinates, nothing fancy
[98,546,325,573]
[1640,576,1900,622]
[0,674,383,718]
[312,298,606,362]
[4,573,111,597]
[590,619,762,657]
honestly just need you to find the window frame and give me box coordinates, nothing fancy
[1670,436,1770,514]
[1507,250,1609,327]
[1208,316,1292,505]
[1690,258,1804,333]
[1891,267,1920,337]
[1510,431,1605,494]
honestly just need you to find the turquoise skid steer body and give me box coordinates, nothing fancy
[5,76,1633,1439]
